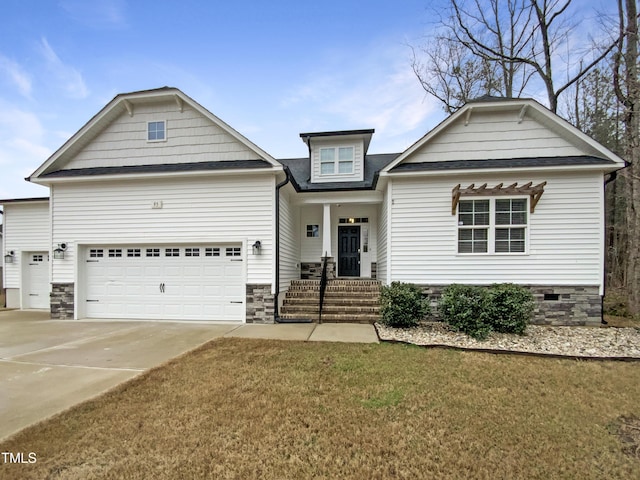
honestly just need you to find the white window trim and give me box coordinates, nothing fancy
[147,120,167,143]
[319,146,354,175]
[456,196,529,256]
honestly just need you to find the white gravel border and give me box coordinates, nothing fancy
[375,322,640,359]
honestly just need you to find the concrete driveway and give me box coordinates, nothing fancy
[0,310,242,441]
[0,310,378,441]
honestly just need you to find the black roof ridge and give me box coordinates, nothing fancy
[299,129,375,138]
[40,159,273,178]
[391,155,614,172]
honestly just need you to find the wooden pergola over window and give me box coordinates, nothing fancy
[451,181,547,215]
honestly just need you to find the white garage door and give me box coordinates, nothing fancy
[84,245,245,321]
[25,252,50,309]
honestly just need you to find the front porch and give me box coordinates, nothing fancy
[297,201,380,280]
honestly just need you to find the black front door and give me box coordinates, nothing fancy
[338,225,360,277]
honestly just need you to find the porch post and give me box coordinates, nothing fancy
[322,203,332,257]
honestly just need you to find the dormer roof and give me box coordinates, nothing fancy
[300,129,375,155]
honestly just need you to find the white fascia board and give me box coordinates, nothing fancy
[30,166,281,185]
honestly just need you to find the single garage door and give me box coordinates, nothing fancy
[84,244,244,321]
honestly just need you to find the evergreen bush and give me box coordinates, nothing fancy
[439,284,491,340]
[486,283,534,334]
[379,282,430,328]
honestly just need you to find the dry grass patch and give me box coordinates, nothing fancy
[1,338,640,479]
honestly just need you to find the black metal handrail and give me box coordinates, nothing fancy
[318,252,329,324]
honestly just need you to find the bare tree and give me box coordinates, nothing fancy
[613,0,640,316]
[411,38,501,114]
[412,0,534,112]
[413,0,620,112]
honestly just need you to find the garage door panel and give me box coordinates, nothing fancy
[224,264,243,277]
[84,244,244,321]
[203,285,222,296]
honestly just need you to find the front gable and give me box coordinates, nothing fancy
[30,87,280,182]
[383,98,626,173]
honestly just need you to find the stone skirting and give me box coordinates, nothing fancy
[246,284,275,324]
[51,283,74,320]
[300,258,336,280]
[417,284,602,326]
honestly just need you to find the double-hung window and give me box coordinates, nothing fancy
[458,200,490,253]
[319,146,354,175]
[458,198,528,254]
[495,199,527,253]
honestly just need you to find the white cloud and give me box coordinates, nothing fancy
[39,37,89,99]
[0,105,51,171]
[59,0,128,29]
[281,42,442,153]
[0,54,32,98]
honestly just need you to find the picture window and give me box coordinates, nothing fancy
[147,121,166,141]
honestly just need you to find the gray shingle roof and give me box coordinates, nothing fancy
[278,153,399,192]
[39,160,273,178]
[390,156,615,172]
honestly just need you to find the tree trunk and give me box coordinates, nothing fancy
[622,0,640,316]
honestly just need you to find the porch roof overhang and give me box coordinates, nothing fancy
[290,190,383,205]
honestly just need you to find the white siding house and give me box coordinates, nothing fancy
[1,90,626,325]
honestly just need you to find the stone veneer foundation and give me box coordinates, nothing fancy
[246,284,275,324]
[300,259,336,280]
[51,283,75,320]
[418,284,602,326]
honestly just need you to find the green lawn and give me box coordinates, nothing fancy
[1,338,639,479]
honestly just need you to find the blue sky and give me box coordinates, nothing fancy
[0,0,616,201]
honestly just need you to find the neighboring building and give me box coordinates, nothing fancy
[0,88,626,324]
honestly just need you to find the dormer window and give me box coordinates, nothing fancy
[147,121,166,142]
[320,146,354,175]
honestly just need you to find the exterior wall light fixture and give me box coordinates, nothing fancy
[252,240,262,255]
[53,243,68,260]
[4,250,15,264]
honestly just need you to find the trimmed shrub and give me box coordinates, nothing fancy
[439,284,492,340]
[379,282,430,328]
[486,283,534,334]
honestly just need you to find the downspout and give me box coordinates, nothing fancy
[601,169,621,324]
[274,166,290,322]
